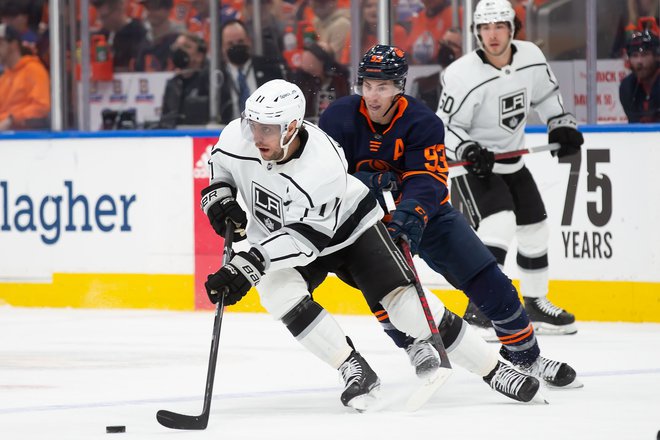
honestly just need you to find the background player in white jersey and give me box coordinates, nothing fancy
[201,79,545,410]
[437,0,584,335]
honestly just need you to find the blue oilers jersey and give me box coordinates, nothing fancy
[319,94,449,219]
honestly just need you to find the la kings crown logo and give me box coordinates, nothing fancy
[499,89,527,133]
[252,182,283,232]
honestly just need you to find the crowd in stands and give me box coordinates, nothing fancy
[0,0,657,129]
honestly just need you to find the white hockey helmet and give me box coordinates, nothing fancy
[473,0,516,49]
[242,79,305,165]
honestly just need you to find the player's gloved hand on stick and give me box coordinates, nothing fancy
[458,141,494,178]
[386,199,428,255]
[548,113,583,158]
[205,250,265,305]
[201,183,247,241]
[353,171,401,209]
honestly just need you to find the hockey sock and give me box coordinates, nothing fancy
[462,262,540,365]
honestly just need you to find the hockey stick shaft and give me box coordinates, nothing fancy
[398,239,451,369]
[448,142,560,167]
[383,191,451,369]
[156,220,234,430]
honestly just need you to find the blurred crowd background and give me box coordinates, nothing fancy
[0,0,657,130]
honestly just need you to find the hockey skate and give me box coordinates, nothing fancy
[339,351,381,411]
[483,360,544,403]
[463,301,498,342]
[500,347,582,389]
[405,340,440,379]
[524,296,578,335]
[404,340,452,412]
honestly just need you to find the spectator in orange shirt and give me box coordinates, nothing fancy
[405,0,461,65]
[0,24,50,130]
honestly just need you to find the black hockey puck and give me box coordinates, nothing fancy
[106,426,126,434]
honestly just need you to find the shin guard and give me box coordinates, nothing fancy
[281,297,353,369]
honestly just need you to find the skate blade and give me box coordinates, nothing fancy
[532,322,578,335]
[405,367,452,412]
[530,389,550,405]
[347,385,381,413]
[546,377,584,389]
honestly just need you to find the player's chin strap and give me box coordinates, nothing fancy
[381,93,404,119]
[261,126,300,170]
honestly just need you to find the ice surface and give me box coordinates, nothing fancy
[0,307,658,440]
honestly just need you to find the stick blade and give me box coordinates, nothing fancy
[405,366,452,412]
[156,409,209,430]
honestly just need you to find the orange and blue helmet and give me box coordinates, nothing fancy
[357,44,408,89]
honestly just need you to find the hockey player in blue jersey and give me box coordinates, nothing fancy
[319,44,580,389]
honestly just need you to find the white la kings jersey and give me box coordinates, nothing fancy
[437,40,567,171]
[207,119,383,272]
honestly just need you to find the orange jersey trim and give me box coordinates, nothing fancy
[359,97,409,135]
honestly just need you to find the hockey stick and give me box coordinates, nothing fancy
[397,239,452,371]
[448,142,560,167]
[383,191,451,371]
[156,219,234,430]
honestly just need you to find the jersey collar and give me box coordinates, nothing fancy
[359,97,409,135]
[477,43,518,69]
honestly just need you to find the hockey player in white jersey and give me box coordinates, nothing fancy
[201,79,545,410]
[437,0,583,335]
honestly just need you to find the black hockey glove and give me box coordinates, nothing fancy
[201,183,247,241]
[386,199,428,256]
[205,250,265,305]
[457,141,494,178]
[353,171,401,210]
[548,113,583,158]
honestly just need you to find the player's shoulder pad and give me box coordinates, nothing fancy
[319,95,361,125]
[511,40,548,65]
[213,118,243,153]
[402,95,445,127]
[441,51,483,93]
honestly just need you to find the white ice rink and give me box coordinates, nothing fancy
[1,306,659,440]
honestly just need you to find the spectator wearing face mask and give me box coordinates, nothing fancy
[290,42,350,122]
[158,31,210,127]
[218,19,288,124]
